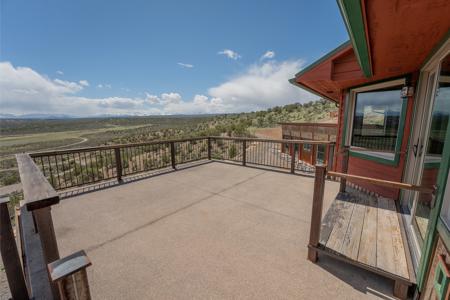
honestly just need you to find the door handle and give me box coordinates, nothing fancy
[413,138,419,157]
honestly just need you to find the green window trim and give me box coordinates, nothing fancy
[342,83,409,166]
[433,247,450,300]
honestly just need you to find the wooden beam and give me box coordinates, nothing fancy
[0,197,29,300]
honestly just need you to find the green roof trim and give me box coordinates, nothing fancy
[337,0,372,77]
[294,40,351,78]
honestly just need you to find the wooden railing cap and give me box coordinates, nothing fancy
[16,153,60,211]
[0,196,9,205]
[48,250,91,282]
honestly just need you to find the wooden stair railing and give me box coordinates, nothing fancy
[17,153,61,299]
[17,153,95,300]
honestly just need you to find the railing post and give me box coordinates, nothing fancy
[48,250,92,300]
[340,146,349,193]
[114,148,123,182]
[327,143,335,170]
[33,207,61,299]
[308,164,327,262]
[290,143,296,174]
[0,197,29,300]
[170,141,176,169]
[207,137,211,160]
[242,140,246,166]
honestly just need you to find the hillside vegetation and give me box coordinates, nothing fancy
[0,99,337,187]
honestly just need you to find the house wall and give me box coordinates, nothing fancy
[420,235,450,300]
[335,78,417,199]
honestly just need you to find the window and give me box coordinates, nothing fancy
[351,86,404,152]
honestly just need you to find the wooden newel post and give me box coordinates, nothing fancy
[290,143,296,174]
[242,140,247,166]
[207,137,212,160]
[0,197,29,300]
[114,148,123,182]
[48,250,92,300]
[340,146,349,193]
[170,141,176,169]
[308,164,327,263]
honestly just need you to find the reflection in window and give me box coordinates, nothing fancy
[426,81,450,158]
[351,88,403,151]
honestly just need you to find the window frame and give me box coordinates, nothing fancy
[344,78,408,166]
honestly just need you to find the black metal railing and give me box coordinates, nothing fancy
[29,137,335,191]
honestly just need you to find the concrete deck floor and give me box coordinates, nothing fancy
[53,161,396,299]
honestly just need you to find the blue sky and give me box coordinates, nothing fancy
[0,0,349,116]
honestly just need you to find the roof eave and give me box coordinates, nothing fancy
[288,78,338,103]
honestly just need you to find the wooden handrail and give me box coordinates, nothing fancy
[29,136,334,158]
[16,153,60,210]
[327,171,435,194]
[29,137,209,157]
[209,136,335,145]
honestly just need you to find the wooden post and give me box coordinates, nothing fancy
[170,141,176,169]
[33,207,61,299]
[290,143,296,174]
[114,148,123,182]
[340,146,349,193]
[0,197,29,300]
[207,137,212,160]
[308,164,327,262]
[242,140,246,166]
[327,144,335,171]
[48,250,92,300]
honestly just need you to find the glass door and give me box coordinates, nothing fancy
[410,53,450,250]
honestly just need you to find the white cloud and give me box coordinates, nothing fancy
[97,83,111,88]
[56,70,64,75]
[79,80,89,87]
[208,60,317,111]
[0,60,318,117]
[261,50,275,60]
[218,49,241,60]
[177,62,194,68]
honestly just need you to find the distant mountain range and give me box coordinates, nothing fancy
[0,113,78,119]
[0,113,221,120]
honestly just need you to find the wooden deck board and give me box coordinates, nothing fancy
[325,194,355,252]
[341,195,365,259]
[376,197,397,275]
[357,195,378,266]
[319,194,349,245]
[319,190,411,282]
